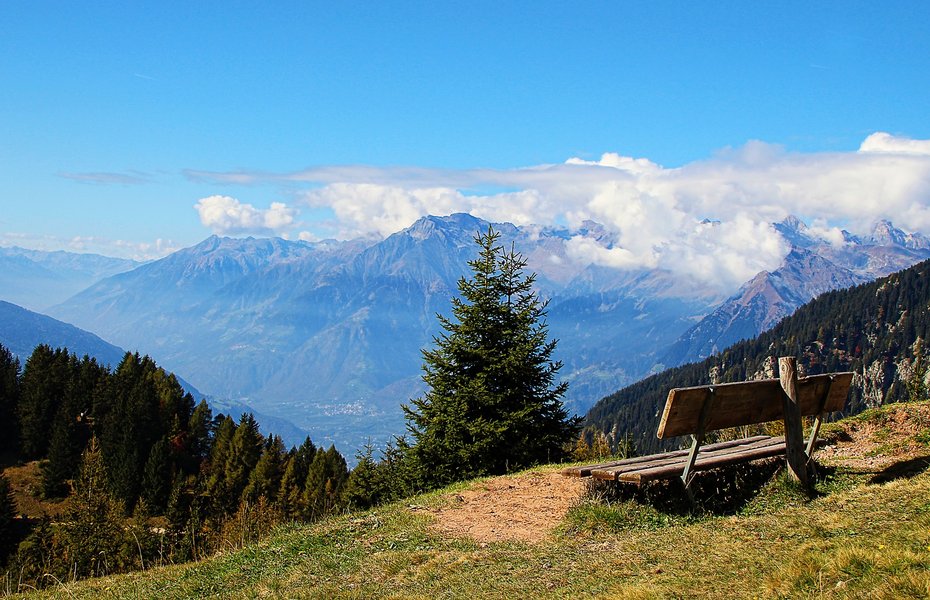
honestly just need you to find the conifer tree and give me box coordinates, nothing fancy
[141,437,172,513]
[186,400,214,466]
[0,344,20,455]
[204,414,236,514]
[303,445,348,520]
[0,473,16,561]
[219,414,263,513]
[404,226,579,486]
[277,437,316,520]
[62,437,126,579]
[242,435,285,504]
[18,345,70,458]
[343,441,380,510]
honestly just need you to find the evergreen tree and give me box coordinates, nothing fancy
[18,345,70,458]
[0,473,16,561]
[141,437,172,513]
[219,414,263,514]
[204,414,236,514]
[242,435,285,504]
[40,356,100,498]
[343,441,380,510]
[0,344,20,455]
[404,226,579,486]
[277,437,316,520]
[62,437,126,579]
[186,400,214,468]
[303,445,348,520]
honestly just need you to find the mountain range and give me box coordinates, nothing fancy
[4,213,929,452]
[0,246,138,311]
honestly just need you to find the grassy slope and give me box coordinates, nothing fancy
[13,403,930,599]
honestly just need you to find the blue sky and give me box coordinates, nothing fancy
[2,1,930,285]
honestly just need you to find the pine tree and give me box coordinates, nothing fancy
[343,441,380,510]
[141,437,172,513]
[302,445,348,520]
[404,226,579,487]
[18,345,70,459]
[62,437,126,579]
[220,414,263,514]
[0,344,20,455]
[242,435,285,504]
[277,437,316,520]
[204,414,236,515]
[0,473,16,561]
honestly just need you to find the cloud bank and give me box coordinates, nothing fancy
[195,195,299,236]
[191,132,930,292]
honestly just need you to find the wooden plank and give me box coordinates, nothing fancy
[619,440,788,483]
[560,435,772,477]
[657,371,853,439]
[779,357,808,484]
[589,436,785,481]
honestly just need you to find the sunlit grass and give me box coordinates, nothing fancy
[12,401,930,599]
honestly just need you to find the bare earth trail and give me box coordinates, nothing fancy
[423,469,587,544]
[423,402,930,544]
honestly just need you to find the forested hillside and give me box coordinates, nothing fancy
[0,344,364,590]
[586,258,930,455]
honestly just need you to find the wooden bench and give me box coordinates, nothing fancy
[563,357,853,492]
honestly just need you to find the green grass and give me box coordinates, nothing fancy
[10,402,930,599]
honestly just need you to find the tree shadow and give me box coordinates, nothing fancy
[869,454,930,484]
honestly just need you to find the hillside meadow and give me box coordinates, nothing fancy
[7,401,930,599]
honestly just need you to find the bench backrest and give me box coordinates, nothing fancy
[656,371,854,439]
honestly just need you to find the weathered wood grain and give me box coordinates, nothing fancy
[589,436,786,482]
[779,357,808,484]
[559,435,772,477]
[656,371,853,439]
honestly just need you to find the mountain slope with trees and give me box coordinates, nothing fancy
[0,344,356,590]
[586,257,930,455]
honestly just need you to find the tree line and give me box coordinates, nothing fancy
[0,344,374,589]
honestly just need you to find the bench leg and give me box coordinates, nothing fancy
[681,386,714,503]
[680,433,703,490]
[805,414,823,460]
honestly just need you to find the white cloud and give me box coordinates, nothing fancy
[301,184,556,239]
[195,195,298,236]
[859,132,930,155]
[190,132,930,294]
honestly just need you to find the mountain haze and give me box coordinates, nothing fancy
[0,300,126,366]
[47,215,719,449]
[36,214,930,452]
[0,246,139,311]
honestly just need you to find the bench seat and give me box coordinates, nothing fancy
[561,435,795,483]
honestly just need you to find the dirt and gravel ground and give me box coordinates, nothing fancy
[423,402,930,544]
[424,469,587,544]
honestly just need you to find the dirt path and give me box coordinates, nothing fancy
[422,402,930,545]
[424,469,586,544]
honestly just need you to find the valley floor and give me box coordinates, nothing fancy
[10,402,930,599]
